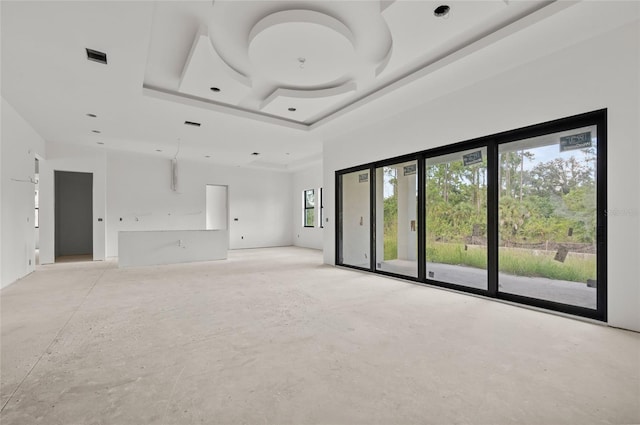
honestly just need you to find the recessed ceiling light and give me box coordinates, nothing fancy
[97,142,104,145]
[86,48,107,64]
[288,107,296,112]
[86,113,97,118]
[184,121,201,127]
[434,5,450,17]
[251,152,260,156]
[210,87,221,93]
[92,130,101,133]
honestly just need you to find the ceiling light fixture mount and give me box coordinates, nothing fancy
[434,5,450,18]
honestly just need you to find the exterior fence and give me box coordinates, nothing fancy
[462,236,596,254]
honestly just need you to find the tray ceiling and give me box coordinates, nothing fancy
[143,1,551,129]
[5,0,613,169]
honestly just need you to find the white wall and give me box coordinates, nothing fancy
[39,142,107,264]
[106,150,292,256]
[1,97,45,288]
[322,14,640,331]
[291,162,323,250]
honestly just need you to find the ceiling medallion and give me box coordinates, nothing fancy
[248,10,356,87]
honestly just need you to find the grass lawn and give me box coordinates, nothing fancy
[426,242,596,283]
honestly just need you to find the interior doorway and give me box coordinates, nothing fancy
[206,185,228,230]
[55,171,93,262]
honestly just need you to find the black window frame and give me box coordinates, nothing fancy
[319,187,324,228]
[335,109,607,321]
[303,189,315,228]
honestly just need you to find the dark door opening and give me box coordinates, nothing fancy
[55,171,93,261]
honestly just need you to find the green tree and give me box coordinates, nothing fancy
[530,156,593,196]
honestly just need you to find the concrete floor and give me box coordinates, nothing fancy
[1,247,638,425]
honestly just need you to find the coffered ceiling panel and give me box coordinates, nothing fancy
[179,29,252,106]
[7,1,631,168]
[260,83,358,122]
[143,0,552,129]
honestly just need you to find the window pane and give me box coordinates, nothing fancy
[375,161,418,277]
[305,190,315,208]
[425,148,488,290]
[305,209,315,227]
[498,126,598,309]
[319,188,323,228]
[339,170,370,268]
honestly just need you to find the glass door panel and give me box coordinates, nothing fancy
[498,126,598,309]
[425,148,488,290]
[338,170,371,268]
[375,161,418,277]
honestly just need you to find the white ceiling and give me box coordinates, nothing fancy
[143,0,551,128]
[1,1,594,170]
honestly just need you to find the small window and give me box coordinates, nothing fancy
[304,189,315,227]
[319,187,324,228]
[34,189,39,228]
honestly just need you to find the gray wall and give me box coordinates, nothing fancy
[55,171,93,257]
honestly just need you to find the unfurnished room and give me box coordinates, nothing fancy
[1,1,639,424]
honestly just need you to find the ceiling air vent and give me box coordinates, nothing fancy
[86,48,107,64]
[184,121,201,127]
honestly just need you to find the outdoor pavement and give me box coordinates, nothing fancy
[378,261,597,309]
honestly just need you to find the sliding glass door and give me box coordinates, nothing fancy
[375,161,418,277]
[338,169,371,269]
[425,148,488,290]
[498,126,599,309]
[336,110,606,320]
